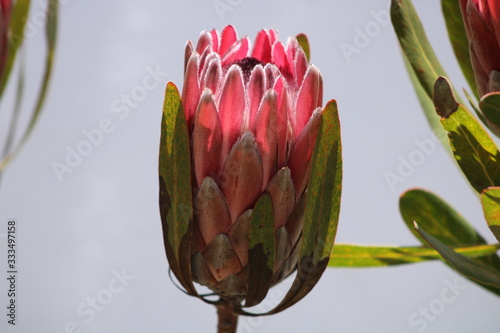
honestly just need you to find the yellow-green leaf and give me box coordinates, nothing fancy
[436,78,500,193]
[158,82,196,296]
[481,187,500,243]
[296,33,310,62]
[329,243,500,267]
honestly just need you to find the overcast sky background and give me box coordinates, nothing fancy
[0,0,499,332]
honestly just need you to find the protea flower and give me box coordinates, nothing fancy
[460,0,500,95]
[159,25,341,332]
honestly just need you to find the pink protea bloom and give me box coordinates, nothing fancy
[460,0,500,95]
[182,25,324,296]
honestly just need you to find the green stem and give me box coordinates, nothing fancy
[216,299,239,333]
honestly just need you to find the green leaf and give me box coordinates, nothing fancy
[415,223,500,291]
[303,100,342,263]
[263,99,342,315]
[245,193,275,307]
[296,33,310,62]
[391,0,452,152]
[435,78,500,193]
[391,0,448,100]
[400,188,500,294]
[479,92,500,130]
[158,82,197,296]
[0,0,59,170]
[0,0,31,99]
[329,243,500,267]
[400,189,493,248]
[1,56,25,161]
[402,54,450,151]
[481,187,500,243]
[441,0,478,99]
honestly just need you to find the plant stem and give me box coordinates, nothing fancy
[216,299,239,333]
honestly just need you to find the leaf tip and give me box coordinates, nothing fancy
[433,76,459,118]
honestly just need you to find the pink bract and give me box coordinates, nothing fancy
[460,0,500,95]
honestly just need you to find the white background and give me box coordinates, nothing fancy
[0,0,499,332]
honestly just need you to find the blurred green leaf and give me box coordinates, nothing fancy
[296,33,310,62]
[435,78,500,193]
[415,223,500,291]
[0,0,59,170]
[481,187,500,243]
[1,57,25,162]
[329,243,500,267]
[441,0,478,99]
[0,0,31,98]
[158,82,197,296]
[264,99,342,315]
[245,193,275,307]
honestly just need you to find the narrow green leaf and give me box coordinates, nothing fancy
[436,79,500,193]
[158,82,196,295]
[402,54,450,151]
[245,193,275,307]
[391,0,448,99]
[0,0,58,170]
[1,55,25,159]
[481,187,500,243]
[296,33,310,62]
[329,243,500,268]
[415,223,500,291]
[263,99,342,315]
[392,0,453,152]
[0,55,25,186]
[441,0,478,98]
[0,0,31,99]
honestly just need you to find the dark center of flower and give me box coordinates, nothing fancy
[232,57,263,82]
